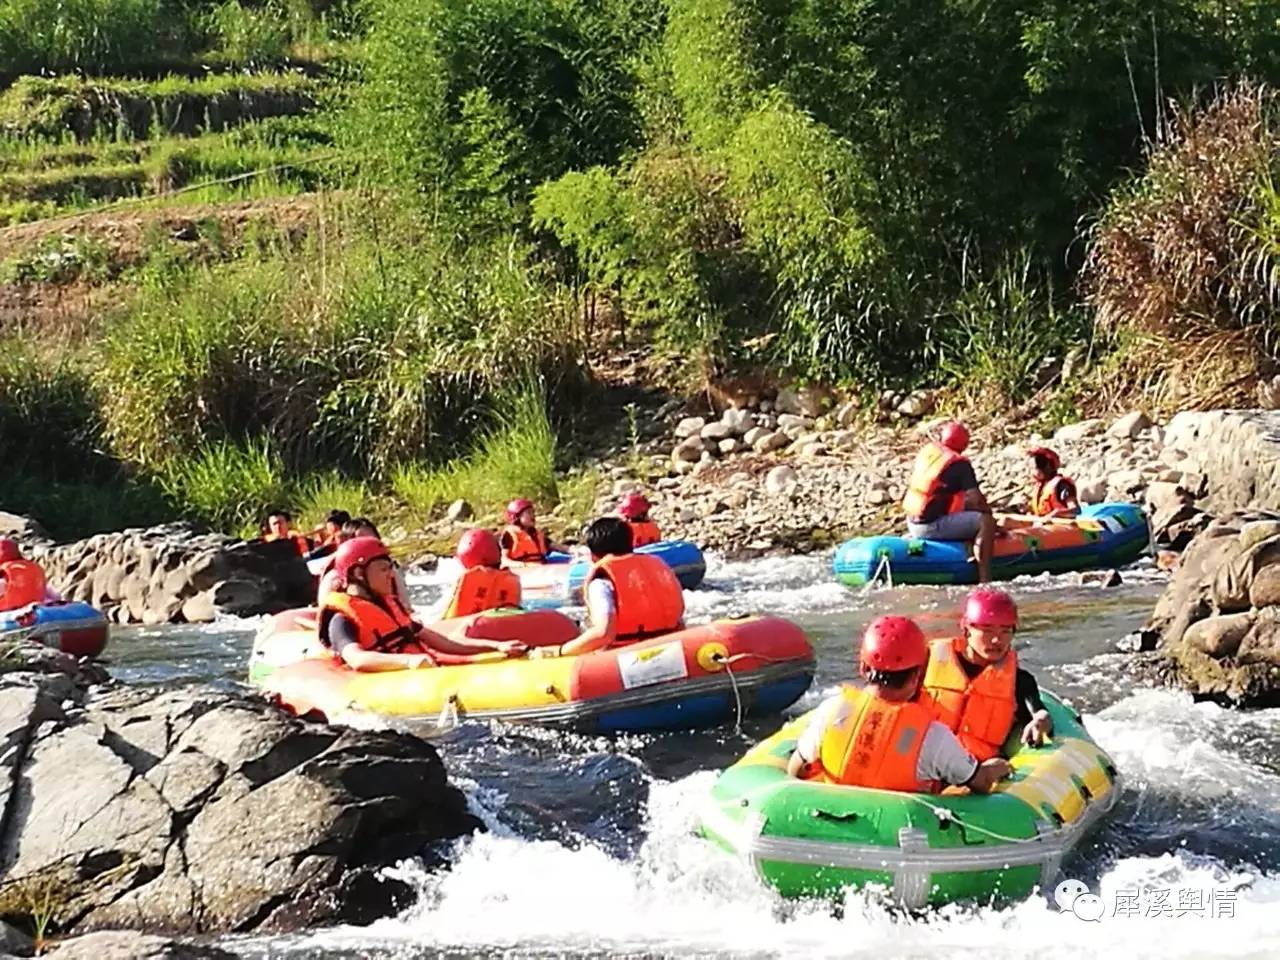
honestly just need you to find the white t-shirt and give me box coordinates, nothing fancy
[585,578,617,627]
[794,692,979,786]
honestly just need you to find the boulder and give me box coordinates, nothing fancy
[44,931,235,959]
[720,407,753,436]
[1107,410,1152,439]
[1107,469,1147,495]
[1053,419,1105,443]
[0,668,480,938]
[717,438,744,456]
[446,499,474,523]
[1076,478,1107,505]
[752,431,789,454]
[895,391,935,419]
[672,436,704,464]
[835,400,860,428]
[1183,612,1254,658]
[673,416,705,439]
[0,512,49,543]
[775,414,813,433]
[765,466,799,496]
[699,421,734,442]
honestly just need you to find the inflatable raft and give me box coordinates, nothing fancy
[699,690,1119,906]
[0,601,109,658]
[515,539,707,609]
[250,606,814,733]
[833,502,1149,586]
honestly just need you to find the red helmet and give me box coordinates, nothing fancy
[1028,446,1061,472]
[859,616,928,673]
[961,588,1019,630]
[940,421,970,453]
[456,529,501,569]
[0,538,19,562]
[332,536,391,584]
[618,492,651,520]
[506,498,534,522]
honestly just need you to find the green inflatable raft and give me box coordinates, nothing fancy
[698,691,1119,907]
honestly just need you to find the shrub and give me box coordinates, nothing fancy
[0,0,182,75]
[1083,83,1280,348]
[156,437,291,533]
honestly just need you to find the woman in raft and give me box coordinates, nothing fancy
[318,537,526,672]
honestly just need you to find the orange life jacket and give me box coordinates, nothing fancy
[318,592,427,655]
[584,553,684,643]
[626,520,662,548]
[443,566,522,619]
[804,686,937,792]
[0,559,47,612]
[902,442,969,520]
[922,636,1017,761]
[1030,476,1078,517]
[264,532,311,557]
[501,525,551,563]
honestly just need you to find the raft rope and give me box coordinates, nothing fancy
[710,650,807,735]
[869,552,894,588]
[903,795,1065,845]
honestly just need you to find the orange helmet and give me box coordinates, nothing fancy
[618,492,651,520]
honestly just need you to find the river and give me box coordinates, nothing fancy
[107,554,1280,959]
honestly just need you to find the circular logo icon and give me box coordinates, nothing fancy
[1072,893,1105,922]
[1053,878,1088,913]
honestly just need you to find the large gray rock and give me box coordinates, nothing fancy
[752,431,790,454]
[1144,513,1280,705]
[673,416,705,439]
[0,658,480,938]
[44,931,234,959]
[1163,410,1280,514]
[1107,410,1152,438]
[1054,419,1105,443]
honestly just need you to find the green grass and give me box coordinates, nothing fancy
[392,387,560,525]
[0,72,322,142]
[294,470,379,533]
[156,437,292,535]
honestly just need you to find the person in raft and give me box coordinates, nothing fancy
[304,509,351,561]
[499,498,567,564]
[617,492,661,548]
[261,509,311,556]
[923,587,1052,754]
[442,529,522,619]
[531,516,684,659]
[787,615,1012,793]
[1026,447,1080,519]
[902,420,996,582]
[0,538,60,611]
[315,517,411,607]
[319,536,526,672]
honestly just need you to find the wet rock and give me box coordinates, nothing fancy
[673,416,705,439]
[1184,612,1254,657]
[0,672,480,938]
[1107,410,1152,439]
[43,930,236,959]
[765,466,799,496]
[1054,419,1105,443]
[446,499,474,523]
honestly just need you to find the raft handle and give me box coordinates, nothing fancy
[1078,783,1093,802]
[811,809,859,823]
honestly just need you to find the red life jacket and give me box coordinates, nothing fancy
[443,566,522,619]
[583,553,684,644]
[803,686,938,792]
[501,525,551,563]
[626,520,662,548]
[1031,476,1078,516]
[902,442,968,520]
[318,592,428,655]
[264,532,311,557]
[0,559,47,612]
[922,636,1017,761]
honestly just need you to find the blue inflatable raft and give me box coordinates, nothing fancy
[832,502,1150,586]
[0,600,109,657]
[517,540,707,609]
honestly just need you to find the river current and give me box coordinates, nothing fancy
[107,555,1280,959]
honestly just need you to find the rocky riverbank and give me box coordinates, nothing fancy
[0,645,480,950]
[0,514,315,626]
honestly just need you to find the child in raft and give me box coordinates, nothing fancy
[500,498,568,564]
[617,492,661,547]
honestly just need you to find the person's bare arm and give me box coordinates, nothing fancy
[340,645,432,672]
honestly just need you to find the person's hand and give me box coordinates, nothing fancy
[1020,710,1053,746]
[528,645,562,659]
[967,757,1013,793]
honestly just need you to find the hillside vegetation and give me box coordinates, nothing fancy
[2,0,1280,538]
